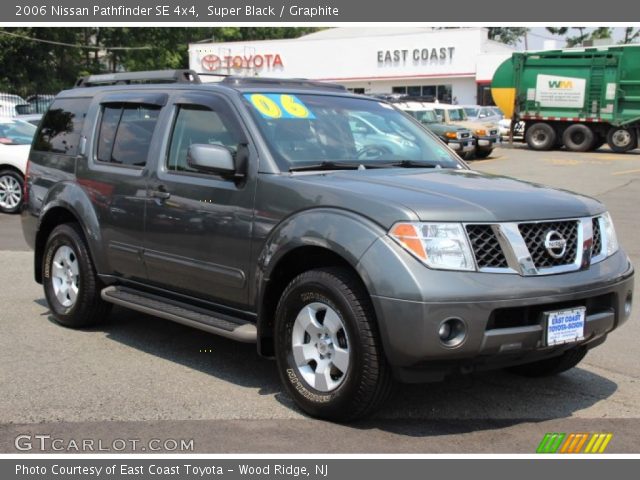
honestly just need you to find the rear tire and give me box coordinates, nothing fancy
[43,223,111,328]
[274,267,394,421]
[607,127,637,153]
[526,122,556,151]
[506,347,587,377]
[562,124,595,152]
[0,169,24,214]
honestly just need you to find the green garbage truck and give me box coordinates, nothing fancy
[492,45,640,152]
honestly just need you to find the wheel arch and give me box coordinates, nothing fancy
[34,183,104,284]
[254,208,386,357]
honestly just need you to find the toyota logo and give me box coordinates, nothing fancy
[544,230,567,258]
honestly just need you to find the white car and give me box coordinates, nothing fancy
[0,117,36,213]
[498,118,525,140]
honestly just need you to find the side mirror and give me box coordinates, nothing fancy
[479,113,487,119]
[187,144,235,176]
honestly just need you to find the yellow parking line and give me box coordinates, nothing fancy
[612,168,640,176]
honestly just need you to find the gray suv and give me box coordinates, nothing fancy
[22,70,634,421]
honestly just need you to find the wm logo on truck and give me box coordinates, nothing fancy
[548,80,574,89]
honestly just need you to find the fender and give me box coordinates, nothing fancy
[254,208,387,338]
[37,180,106,275]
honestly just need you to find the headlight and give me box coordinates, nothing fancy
[389,222,475,271]
[444,131,457,139]
[602,212,619,257]
[474,128,487,136]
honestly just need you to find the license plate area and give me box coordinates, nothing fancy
[544,307,586,346]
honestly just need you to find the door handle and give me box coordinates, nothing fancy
[149,186,171,200]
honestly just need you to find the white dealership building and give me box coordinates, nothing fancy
[189,27,515,105]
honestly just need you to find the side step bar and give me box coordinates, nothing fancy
[101,286,257,343]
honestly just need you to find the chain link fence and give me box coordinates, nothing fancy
[0,92,56,117]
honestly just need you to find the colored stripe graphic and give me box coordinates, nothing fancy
[538,433,613,453]
[537,433,566,453]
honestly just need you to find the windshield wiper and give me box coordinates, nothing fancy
[382,160,442,168]
[289,161,365,172]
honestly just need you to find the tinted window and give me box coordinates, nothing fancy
[167,106,240,174]
[96,104,160,167]
[33,98,90,155]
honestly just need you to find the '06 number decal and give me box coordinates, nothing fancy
[245,93,314,119]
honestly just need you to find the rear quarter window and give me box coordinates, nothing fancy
[33,98,91,156]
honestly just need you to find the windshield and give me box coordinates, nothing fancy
[0,119,36,145]
[407,110,438,124]
[463,108,479,118]
[243,93,461,170]
[448,108,468,121]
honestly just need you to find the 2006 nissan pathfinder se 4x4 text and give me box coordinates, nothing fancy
[22,70,634,421]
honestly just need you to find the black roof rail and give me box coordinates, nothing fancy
[74,69,201,88]
[220,76,347,91]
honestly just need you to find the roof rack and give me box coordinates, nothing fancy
[220,76,346,91]
[74,69,201,88]
[73,69,347,92]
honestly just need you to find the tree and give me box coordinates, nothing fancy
[621,27,640,44]
[487,28,529,46]
[545,27,614,47]
[0,27,319,95]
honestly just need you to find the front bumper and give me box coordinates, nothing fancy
[357,237,634,380]
[447,138,476,152]
[476,135,500,151]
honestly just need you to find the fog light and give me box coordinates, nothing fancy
[438,322,452,340]
[625,292,633,316]
[438,318,467,348]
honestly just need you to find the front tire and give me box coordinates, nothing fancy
[274,267,394,421]
[43,223,111,328]
[0,170,24,214]
[506,347,587,377]
[526,122,556,151]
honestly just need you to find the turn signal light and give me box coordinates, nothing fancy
[390,223,427,260]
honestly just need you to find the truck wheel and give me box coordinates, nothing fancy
[506,347,587,377]
[274,267,394,421]
[562,124,594,152]
[607,127,637,153]
[0,169,24,214]
[525,123,556,151]
[43,223,111,328]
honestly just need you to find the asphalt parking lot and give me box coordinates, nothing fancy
[1,144,639,453]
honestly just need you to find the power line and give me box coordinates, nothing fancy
[0,30,152,50]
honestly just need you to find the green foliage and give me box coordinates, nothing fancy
[0,27,318,96]
[486,28,529,46]
[545,27,614,47]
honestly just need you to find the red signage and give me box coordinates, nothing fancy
[201,53,284,71]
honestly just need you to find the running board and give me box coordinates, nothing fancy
[100,286,256,343]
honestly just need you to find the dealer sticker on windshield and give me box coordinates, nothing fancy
[545,307,586,346]
[244,93,315,119]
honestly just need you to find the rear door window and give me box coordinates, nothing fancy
[96,104,160,167]
[33,97,91,155]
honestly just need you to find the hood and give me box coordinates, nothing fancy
[291,168,604,225]
[453,120,499,132]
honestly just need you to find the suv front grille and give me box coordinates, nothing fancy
[459,131,470,139]
[518,221,579,269]
[592,217,603,256]
[465,225,508,269]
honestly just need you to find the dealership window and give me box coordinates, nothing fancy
[347,88,365,94]
[477,84,495,106]
[391,84,453,102]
